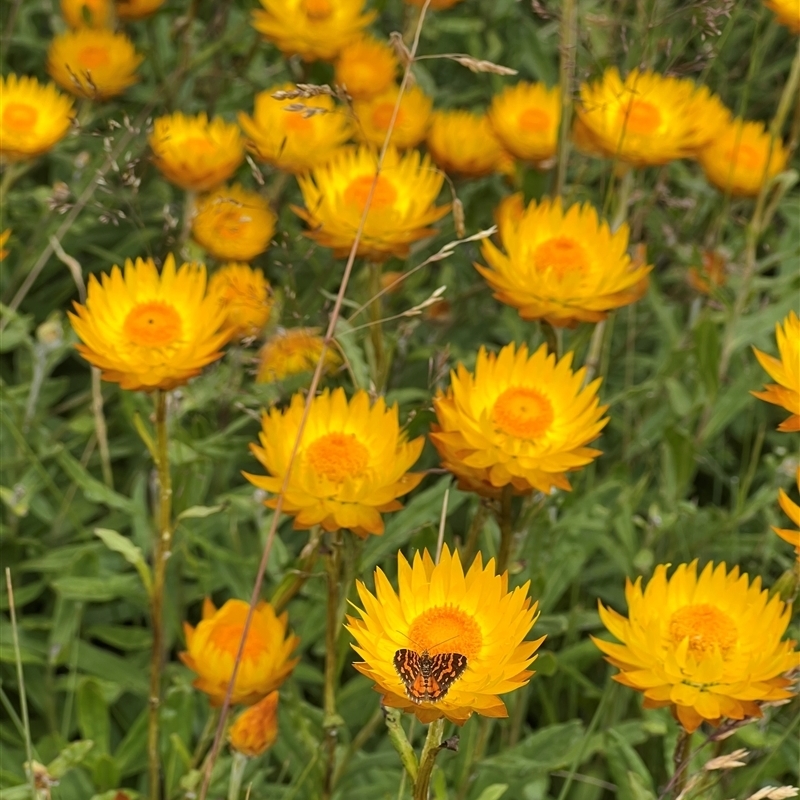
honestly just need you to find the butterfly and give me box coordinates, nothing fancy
[393,648,468,703]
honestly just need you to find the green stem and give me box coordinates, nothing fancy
[148,390,173,800]
[227,751,249,800]
[368,261,389,392]
[385,706,419,782]
[672,729,693,799]
[322,530,343,800]
[555,0,577,197]
[497,485,514,573]
[270,527,323,613]
[179,190,197,256]
[611,167,634,232]
[0,161,28,212]
[461,502,487,564]
[413,718,446,800]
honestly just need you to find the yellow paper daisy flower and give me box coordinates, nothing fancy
[244,388,424,537]
[256,327,341,383]
[229,691,280,757]
[0,74,74,162]
[149,112,244,192]
[698,118,789,197]
[47,28,142,101]
[353,84,432,150]
[773,468,800,555]
[488,81,561,163]
[191,184,276,262]
[252,0,375,62]
[764,0,800,32]
[427,109,513,178]
[180,598,299,706]
[61,0,111,28]
[477,194,651,327]
[593,561,799,733]
[752,310,800,432]
[346,546,544,725]
[431,343,609,497]
[576,68,729,166]
[67,255,230,391]
[238,85,352,174]
[335,35,399,101]
[208,264,273,340]
[293,145,449,260]
[116,0,166,20]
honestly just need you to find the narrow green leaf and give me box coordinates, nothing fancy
[94,527,152,595]
[77,679,110,755]
[46,740,95,778]
[176,504,224,521]
[55,448,133,512]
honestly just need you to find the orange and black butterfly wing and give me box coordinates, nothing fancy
[394,648,421,699]
[427,653,468,701]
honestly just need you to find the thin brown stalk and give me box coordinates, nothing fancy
[555,0,578,197]
[196,4,434,797]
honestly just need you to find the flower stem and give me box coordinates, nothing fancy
[555,0,577,197]
[179,190,197,256]
[322,530,343,800]
[367,261,389,392]
[413,718,446,800]
[384,706,419,782]
[672,729,693,798]
[148,390,173,800]
[497,484,514,573]
[227,751,249,800]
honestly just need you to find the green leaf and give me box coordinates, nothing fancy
[77,679,110,755]
[94,527,153,595]
[55,447,133,512]
[47,740,95,779]
[52,574,144,603]
[475,786,508,800]
[114,707,149,777]
[605,729,655,800]
[176,504,224,521]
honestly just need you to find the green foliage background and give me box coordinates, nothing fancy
[1,0,799,798]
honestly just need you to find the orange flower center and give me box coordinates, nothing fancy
[343,174,397,211]
[301,0,333,20]
[123,301,182,347]
[184,136,216,156]
[729,143,764,172]
[407,605,483,661]
[284,111,315,133]
[372,101,403,132]
[518,107,550,133]
[78,45,112,69]
[3,102,38,132]
[306,432,369,483]
[216,209,249,238]
[668,603,738,659]
[208,621,269,663]
[492,387,554,440]
[533,236,589,278]
[620,98,662,135]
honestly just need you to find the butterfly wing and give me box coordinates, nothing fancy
[427,653,468,701]
[394,648,421,692]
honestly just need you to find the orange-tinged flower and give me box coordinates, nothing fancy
[477,194,651,327]
[488,82,561,163]
[698,118,789,197]
[0,230,10,261]
[61,0,112,27]
[335,35,398,100]
[149,112,244,192]
[116,0,166,20]
[427,110,513,177]
[431,343,609,498]
[238,85,352,174]
[347,546,544,725]
[593,561,799,733]
[0,75,74,162]
[752,310,800,432]
[47,29,142,101]
[293,145,449,260]
[252,0,375,61]
[192,184,276,262]
[229,691,280,757]
[256,327,341,383]
[208,264,273,340]
[773,468,800,555]
[687,250,727,295]
[764,0,800,32]
[353,84,432,150]
[576,68,730,166]
[67,255,229,391]
[180,598,299,706]
[244,388,424,537]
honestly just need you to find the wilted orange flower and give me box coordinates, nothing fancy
[180,598,299,706]
[256,328,341,383]
[488,81,561,163]
[576,68,729,166]
[192,184,276,262]
[335,35,398,100]
[0,74,74,162]
[229,691,280,757]
[431,343,609,498]
[594,561,799,733]
[347,546,544,725]
[47,29,142,101]
[353,84,432,149]
[687,250,727,295]
[208,264,273,340]
[68,255,229,391]
[116,0,166,19]
[61,0,111,27]
[477,194,651,327]
[698,118,788,197]
[773,468,800,555]
[252,0,375,61]
[293,145,449,259]
[764,0,800,32]
[244,388,424,536]
[752,310,800,432]
[427,110,513,177]
[149,112,244,192]
[239,85,352,174]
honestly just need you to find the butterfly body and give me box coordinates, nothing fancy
[393,648,467,703]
